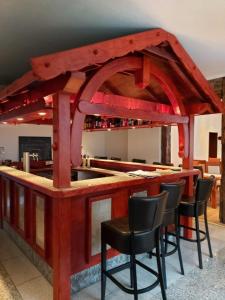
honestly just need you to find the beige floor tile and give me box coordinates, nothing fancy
[17,276,53,300]
[2,255,41,286]
[0,234,24,262]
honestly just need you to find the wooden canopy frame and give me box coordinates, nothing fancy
[0,28,224,188]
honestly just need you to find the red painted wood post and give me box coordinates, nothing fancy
[52,92,72,300]
[52,196,71,300]
[182,115,194,238]
[52,93,71,188]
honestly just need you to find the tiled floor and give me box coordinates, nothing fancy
[0,221,225,300]
[0,230,52,300]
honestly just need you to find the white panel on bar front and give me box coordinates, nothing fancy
[91,198,111,256]
[18,186,25,231]
[36,195,45,249]
[5,180,10,219]
[132,191,148,197]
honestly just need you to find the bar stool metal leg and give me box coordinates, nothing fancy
[204,206,213,258]
[176,213,184,275]
[164,227,168,254]
[156,230,167,300]
[160,232,167,289]
[101,240,107,300]
[130,255,134,288]
[130,253,138,300]
[195,214,203,269]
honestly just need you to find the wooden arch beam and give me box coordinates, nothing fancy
[138,57,188,158]
[71,55,188,166]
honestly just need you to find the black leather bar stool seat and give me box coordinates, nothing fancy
[102,217,156,254]
[178,177,215,269]
[101,192,168,300]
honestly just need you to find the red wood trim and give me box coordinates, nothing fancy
[79,101,188,124]
[52,197,71,300]
[0,73,71,110]
[0,99,47,122]
[0,71,37,100]
[53,93,71,188]
[135,55,151,88]
[92,91,173,114]
[186,103,213,115]
[71,56,143,166]
[31,29,168,80]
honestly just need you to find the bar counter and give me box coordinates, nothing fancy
[0,161,198,294]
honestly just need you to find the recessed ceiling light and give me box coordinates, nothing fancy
[38,112,46,116]
[17,118,24,121]
[2,121,7,124]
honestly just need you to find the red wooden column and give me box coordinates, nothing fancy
[52,93,71,188]
[52,196,72,300]
[52,92,72,300]
[182,115,194,237]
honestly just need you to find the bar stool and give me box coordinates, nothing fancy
[151,180,185,288]
[101,191,168,300]
[178,177,215,269]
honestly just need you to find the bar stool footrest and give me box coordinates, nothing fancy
[104,259,160,295]
[177,225,206,242]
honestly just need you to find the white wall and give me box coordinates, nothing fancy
[0,124,53,161]
[171,114,222,166]
[105,130,128,161]
[171,126,182,167]
[194,114,221,160]
[82,131,106,158]
[128,128,161,163]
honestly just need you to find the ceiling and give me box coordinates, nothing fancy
[1,0,225,85]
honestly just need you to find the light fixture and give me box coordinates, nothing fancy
[94,114,100,116]
[132,126,136,129]
[107,128,111,131]
[17,117,24,121]
[2,121,7,124]
[38,112,46,116]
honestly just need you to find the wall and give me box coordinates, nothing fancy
[0,124,53,161]
[171,113,222,166]
[194,113,221,160]
[105,130,128,161]
[0,124,162,164]
[128,127,161,164]
[82,131,106,158]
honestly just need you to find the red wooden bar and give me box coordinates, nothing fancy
[0,28,224,300]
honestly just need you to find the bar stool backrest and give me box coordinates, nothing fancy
[195,177,215,204]
[128,191,168,232]
[160,180,186,210]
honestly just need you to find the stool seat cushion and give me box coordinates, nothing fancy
[179,196,204,217]
[102,217,155,255]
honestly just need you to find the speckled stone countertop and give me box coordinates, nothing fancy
[0,165,198,198]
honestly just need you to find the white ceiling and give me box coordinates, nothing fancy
[1,0,225,84]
